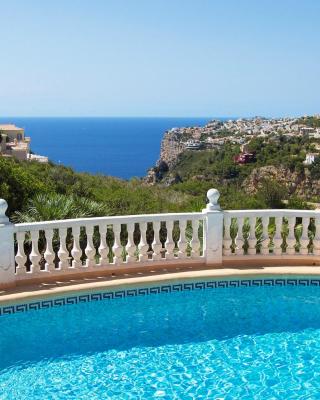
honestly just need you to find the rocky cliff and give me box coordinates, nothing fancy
[158,130,186,167]
[243,165,320,198]
[145,129,190,184]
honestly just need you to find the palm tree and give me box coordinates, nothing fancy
[11,193,109,222]
[12,193,111,267]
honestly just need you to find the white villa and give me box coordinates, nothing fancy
[0,124,48,163]
[304,152,318,165]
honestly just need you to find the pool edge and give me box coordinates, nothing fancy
[2,265,320,306]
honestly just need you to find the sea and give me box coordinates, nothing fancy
[0,117,216,179]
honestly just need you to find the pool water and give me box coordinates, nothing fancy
[1,283,320,399]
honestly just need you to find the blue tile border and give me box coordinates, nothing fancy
[1,278,320,316]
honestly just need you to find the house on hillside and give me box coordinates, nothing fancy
[304,153,318,165]
[185,140,203,150]
[0,124,48,163]
[234,152,256,164]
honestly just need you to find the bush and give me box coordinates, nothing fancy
[256,179,286,208]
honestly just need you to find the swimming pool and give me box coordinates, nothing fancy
[1,277,320,399]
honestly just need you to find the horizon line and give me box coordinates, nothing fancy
[0,114,309,119]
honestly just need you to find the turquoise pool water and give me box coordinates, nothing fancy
[1,281,320,399]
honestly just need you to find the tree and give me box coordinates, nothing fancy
[310,157,320,179]
[12,193,109,222]
[256,179,286,209]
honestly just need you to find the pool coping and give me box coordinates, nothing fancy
[2,265,320,306]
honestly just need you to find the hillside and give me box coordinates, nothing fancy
[145,116,320,209]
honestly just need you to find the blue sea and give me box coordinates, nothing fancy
[0,117,212,179]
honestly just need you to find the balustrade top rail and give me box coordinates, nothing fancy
[13,212,204,232]
[224,209,320,218]
[12,209,320,233]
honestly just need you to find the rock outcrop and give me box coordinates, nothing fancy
[243,165,320,198]
[158,130,186,168]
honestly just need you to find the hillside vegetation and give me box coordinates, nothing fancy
[0,158,202,221]
[161,134,320,209]
[2,130,319,222]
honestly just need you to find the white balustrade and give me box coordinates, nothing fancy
[98,225,109,266]
[286,216,296,255]
[314,216,320,256]
[29,230,41,273]
[44,229,55,271]
[71,226,82,268]
[273,216,283,255]
[152,221,162,261]
[222,209,318,261]
[15,232,27,274]
[247,216,257,255]
[261,216,270,255]
[178,220,187,259]
[300,217,310,255]
[190,219,201,258]
[85,225,96,267]
[235,217,244,255]
[223,216,232,256]
[112,224,123,265]
[165,220,175,260]
[0,189,317,288]
[138,222,149,262]
[126,223,136,263]
[58,228,69,270]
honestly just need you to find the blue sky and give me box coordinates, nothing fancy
[1,0,319,117]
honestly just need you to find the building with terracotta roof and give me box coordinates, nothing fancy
[0,124,47,162]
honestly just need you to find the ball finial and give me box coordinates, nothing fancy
[206,188,221,210]
[0,199,9,224]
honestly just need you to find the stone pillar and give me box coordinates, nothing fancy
[0,199,16,288]
[202,189,224,266]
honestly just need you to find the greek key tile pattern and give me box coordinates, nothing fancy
[1,278,319,316]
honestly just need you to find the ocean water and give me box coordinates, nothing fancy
[1,283,320,399]
[0,117,211,179]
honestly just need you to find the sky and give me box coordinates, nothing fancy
[1,0,319,118]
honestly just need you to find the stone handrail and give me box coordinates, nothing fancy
[0,189,319,288]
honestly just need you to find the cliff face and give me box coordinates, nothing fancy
[243,166,320,198]
[158,130,186,167]
[145,129,190,184]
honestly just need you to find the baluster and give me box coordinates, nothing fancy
[112,224,123,264]
[138,222,149,262]
[58,228,69,269]
[273,216,283,255]
[286,216,296,255]
[300,217,310,255]
[190,219,200,258]
[152,221,162,261]
[235,217,244,255]
[29,230,41,273]
[98,225,109,266]
[15,232,27,275]
[71,226,82,268]
[178,220,187,259]
[223,216,232,256]
[44,229,55,271]
[314,216,320,256]
[247,216,257,255]
[126,223,136,263]
[85,225,96,267]
[261,216,270,255]
[165,220,175,260]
